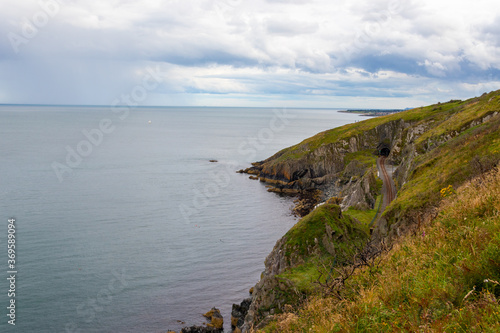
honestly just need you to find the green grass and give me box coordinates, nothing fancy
[283,204,369,258]
[415,93,500,146]
[344,150,378,170]
[270,204,371,309]
[253,91,500,333]
[264,92,500,177]
[384,112,500,226]
[277,258,323,295]
[345,195,382,225]
[260,167,500,332]
[269,98,474,164]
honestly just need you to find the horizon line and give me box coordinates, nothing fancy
[0,103,411,111]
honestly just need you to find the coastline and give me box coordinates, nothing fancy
[338,109,406,117]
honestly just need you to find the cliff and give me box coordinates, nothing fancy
[239,90,500,332]
[242,91,500,233]
[258,165,500,332]
[241,203,369,332]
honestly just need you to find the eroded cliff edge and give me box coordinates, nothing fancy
[241,92,500,235]
[237,91,500,332]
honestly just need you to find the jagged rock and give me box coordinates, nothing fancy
[237,118,411,217]
[238,92,500,331]
[203,307,223,330]
[180,326,222,333]
[341,167,377,210]
[343,159,364,179]
[322,223,337,255]
[291,190,321,216]
[231,298,251,330]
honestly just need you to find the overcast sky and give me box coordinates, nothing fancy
[1,0,500,108]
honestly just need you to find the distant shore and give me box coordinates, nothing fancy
[339,109,408,116]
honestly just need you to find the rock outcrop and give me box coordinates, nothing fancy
[238,118,408,216]
[231,298,251,332]
[180,326,222,333]
[203,307,223,330]
[177,307,224,333]
[240,118,405,188]
[236,92,500,332]
[241,204,369,331]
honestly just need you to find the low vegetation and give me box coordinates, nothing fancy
[283,203,369,258]
[249,91,500,332]
[384,98,500,228]
[344,194,382,225]
[259,167,500,332]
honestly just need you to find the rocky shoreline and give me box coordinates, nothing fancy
[173,94,500,333]
[169,297,251,333]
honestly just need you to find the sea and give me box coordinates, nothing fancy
[0,105,365,332]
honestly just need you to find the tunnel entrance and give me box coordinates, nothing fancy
[377,143,391,157]
[380,147,390,157]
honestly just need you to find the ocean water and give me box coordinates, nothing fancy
[0,105,364,332]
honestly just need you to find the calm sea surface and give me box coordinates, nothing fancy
[0,106,365,332]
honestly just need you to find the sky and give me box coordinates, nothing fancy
[1,0,500,108]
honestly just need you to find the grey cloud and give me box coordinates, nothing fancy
[265,18,319,36]
[1,0,500,107]
[265,0,310,4]
[480,16,500,47]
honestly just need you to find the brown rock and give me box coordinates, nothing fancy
[203,307,223,330]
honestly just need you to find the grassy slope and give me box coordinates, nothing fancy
[269,204,370,305]
[269,92,499,168]
[261,167,500,332]
[283,203,368,257]
[255,91,500,332]
[269,99,468,164]
[384,94,500,225]
[345,194,382,225]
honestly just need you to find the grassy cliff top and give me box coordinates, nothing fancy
[268,90,500,164]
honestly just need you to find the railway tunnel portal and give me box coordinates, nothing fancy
[377,142,391,157]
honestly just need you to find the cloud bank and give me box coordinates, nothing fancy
[1,0,500,108]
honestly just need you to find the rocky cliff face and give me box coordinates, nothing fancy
[240,118,407,216]
[375,109,500,241]
[239,92,500,331]
[243,119,405,187]
[241,204,369,332]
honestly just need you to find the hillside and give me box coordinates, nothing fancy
[260,167,500,332]
[237,90,500,332]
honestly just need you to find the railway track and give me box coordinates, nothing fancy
[379,156,395,204]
